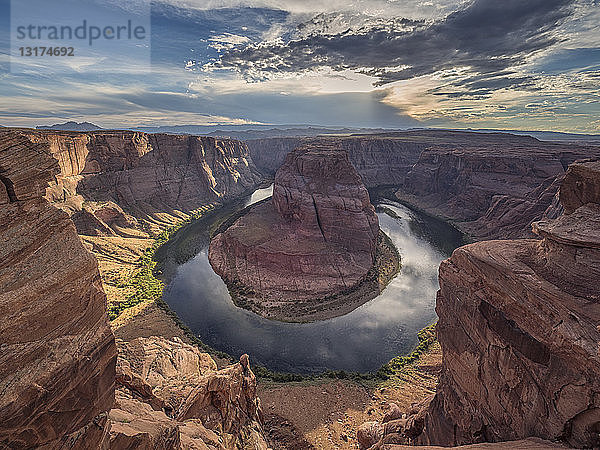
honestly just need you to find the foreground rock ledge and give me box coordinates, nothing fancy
[111,336,267,449]
[209,142,399,322]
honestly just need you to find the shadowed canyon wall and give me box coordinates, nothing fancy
[358,159,600,449]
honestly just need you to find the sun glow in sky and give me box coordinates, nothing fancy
[0,0,598,132]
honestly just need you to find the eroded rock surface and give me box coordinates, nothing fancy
[0,131,268,449]
[209,142,388,321]
[360,160,600,449]
[0,132,117,449]
[397,135,600,240]
[246,134,427,187]
[16,129,263,237]
[379,438,567,449]
[112,336,267,450]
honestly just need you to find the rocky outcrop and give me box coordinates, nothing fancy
[111,336,267,449]
[247,131,600,240]
[559,159,600,214]
[0,132,117,449]
[17,129,263,236]
[0,131,268,449]
[362,160,600,448]
[357,404,567,449]
[209,142,393,321]
[272,141,379,259]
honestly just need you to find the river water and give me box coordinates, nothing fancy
[162,186,464,373]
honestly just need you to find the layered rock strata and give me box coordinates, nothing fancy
[110,336,267,449]
[209,143,395,321]
[0,131,270,449]
[14,129,263,237]
[360,160,600,449]
[396,139,598,240]
[246,133,430,186]
[246,131,600,240]
[0,132,117,449]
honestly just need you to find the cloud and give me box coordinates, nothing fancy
[153,0,463,19]
[210,0,576,88]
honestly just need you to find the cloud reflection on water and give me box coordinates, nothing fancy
[163,200,461,372]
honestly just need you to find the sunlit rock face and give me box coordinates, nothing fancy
[22,129,263,236]
[111,336,267,450]
[0,131,117,449]
[209,142,381,321]
[272,143,379,259]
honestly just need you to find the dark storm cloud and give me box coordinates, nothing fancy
[212,0,575,86]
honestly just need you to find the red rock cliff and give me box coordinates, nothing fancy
[0,132,117,449]
[247,131,600,240]
[273,143,379,258]
[398,134,600,240]
[20,129,263,236]
[246,133,429,186]
[395,160,600,448]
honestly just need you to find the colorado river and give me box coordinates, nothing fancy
[162,186,465,373]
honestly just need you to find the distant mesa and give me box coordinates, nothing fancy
[37,121,103,131]
[208,141,400,322]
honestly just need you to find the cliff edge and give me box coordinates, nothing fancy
[0,132,117,449]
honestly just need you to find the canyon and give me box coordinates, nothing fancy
[0,130,267,449]
[248,131,600,240]
[208,141,398,322]
[23,128,262,237]
[1,126,600,449]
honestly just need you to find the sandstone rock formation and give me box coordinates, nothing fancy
[18,129,263,237]
[209,142,394,321]
[360,159,600,449]
[247,131,600,240]
[357,404,567,449]
[0,132,117,449]
[111,336,267,449]
[397,134,600,240]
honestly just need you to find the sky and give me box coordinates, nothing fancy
[0,0,599,132]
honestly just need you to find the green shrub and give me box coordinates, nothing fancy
[108,205,216,321]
